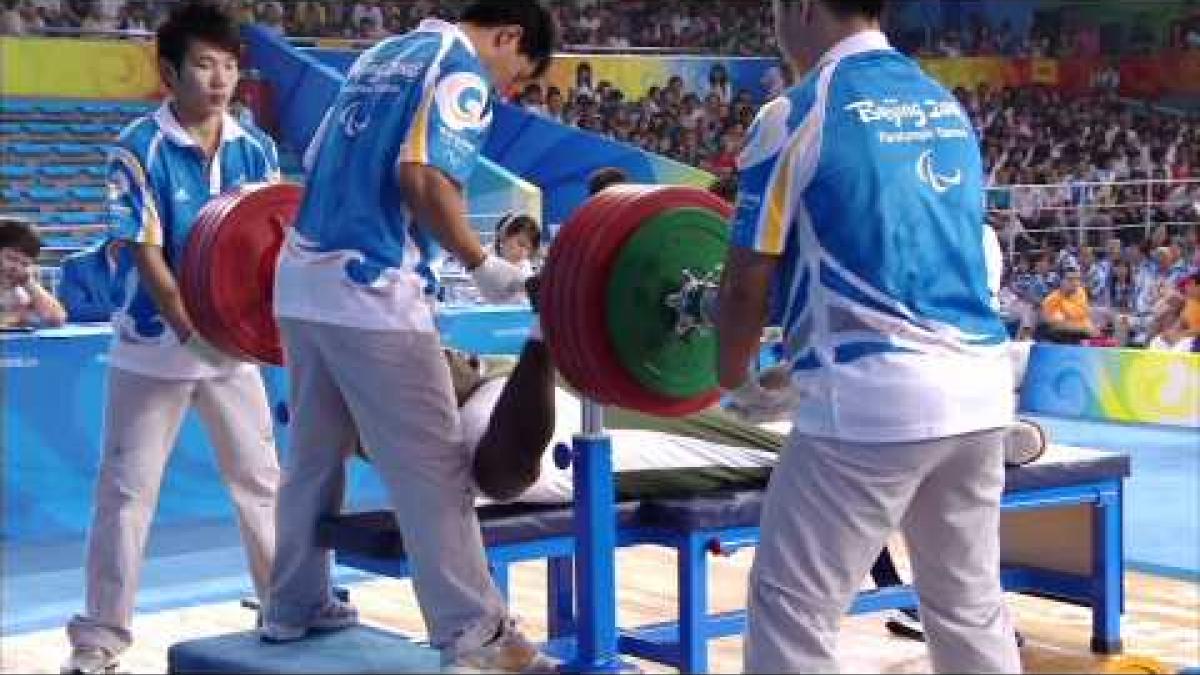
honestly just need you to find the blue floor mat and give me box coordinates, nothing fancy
[1027,415,1200,580]
[2,520,375,637]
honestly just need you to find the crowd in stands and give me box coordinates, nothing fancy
[7,0,1193,58]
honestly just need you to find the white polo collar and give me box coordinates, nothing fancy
[818,29,893,68]
[417,17,478,57]
[153,100,247,149]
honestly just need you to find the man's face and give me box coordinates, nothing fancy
[0,248,33,290]
[1062,273,1082,293]
[163,39,239,119]
[485,27,538,93]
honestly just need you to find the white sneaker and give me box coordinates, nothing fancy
[442,619,558,673]
[259,598,359,643]
[61,647,119,674]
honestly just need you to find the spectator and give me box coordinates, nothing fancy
[57,239,123,323]
[1038,267,1096,343]
[256,0,285,36]
[0,217,67,329]
[587,166,628,195]
[2,0,26,34]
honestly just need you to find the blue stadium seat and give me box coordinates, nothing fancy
[40,213,65,225]
[38,100,83,115]
[9,142,54,157]
[70,186,106,202]
[105,122,128,135]
[76,102,117,116]
[0,100,38,115]
[1,187,24,203]
[0,165,35,179]
[25,122,70,135]
[69,123,109,136]
[0,122,24,134]
[56,142,102,157]
[27,186,69,203]
[118,101,155,115]
[40,165,84,179]
[82,166,108,179]
[55,212,107,226]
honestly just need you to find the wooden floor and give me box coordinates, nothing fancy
[3,546,1197,673]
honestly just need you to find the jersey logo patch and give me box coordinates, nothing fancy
[916,149,962,194]
[435,72,489,132]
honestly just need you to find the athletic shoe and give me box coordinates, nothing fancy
[442,618,559,673]
[884,608,926,642]
[259,598,359,643]
[60,647,119,674]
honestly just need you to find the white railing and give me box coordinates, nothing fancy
[985,176,1199,253]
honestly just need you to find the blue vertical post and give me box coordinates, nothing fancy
[547,556,576,640]
[678,533,710,673]
[564,399,632,672]
[1090,479,1124,654]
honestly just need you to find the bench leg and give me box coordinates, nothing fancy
[491,563,510,604]
[678,534,709,674]
[548,555,576,640]
[1090,482,1124,654]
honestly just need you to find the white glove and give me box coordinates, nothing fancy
[184,332,231,367]
[470,254,529,303]
[723,362,803,424]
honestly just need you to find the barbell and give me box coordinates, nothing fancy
[180,182,732,417]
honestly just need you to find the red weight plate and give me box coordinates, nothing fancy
[182,192,239,355]
[192,191,248,358]
[541,188,623,398]
[574,186,733,416]
[207,183,302,364]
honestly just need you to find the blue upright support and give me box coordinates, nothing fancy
[565,400,637,673]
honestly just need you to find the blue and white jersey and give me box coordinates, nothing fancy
[274,19,493,331]
[733,31,1013,442]
[108,102,280,380]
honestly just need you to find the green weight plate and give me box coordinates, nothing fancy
[606,206,729,399]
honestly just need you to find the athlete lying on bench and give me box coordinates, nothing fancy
[429,281,1046,643]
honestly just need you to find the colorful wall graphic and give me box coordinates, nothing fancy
[1020,344,1200,428]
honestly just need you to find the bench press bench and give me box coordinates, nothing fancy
[309,444,1128,673]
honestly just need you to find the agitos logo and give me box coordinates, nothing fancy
[435,72,490,131]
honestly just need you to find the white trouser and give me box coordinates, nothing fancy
[743,429,1022,674]
[67,366,279,654]
[267,319,507,659]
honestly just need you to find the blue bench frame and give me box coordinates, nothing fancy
[330,473,1125,673]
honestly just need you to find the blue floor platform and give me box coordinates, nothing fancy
[1028,415,1199,580]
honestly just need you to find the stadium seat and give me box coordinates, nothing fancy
[0,166,35,179]
[40,165,84,179]
[25,122,70,135]
[56,143,102,157]
[37,100,83,115]
[8,142,54,157]
[55,212,108,226]
[1,187,24,203]
[0,122,24,135]
[70,186,106,202]
[0,99,38,115]
[82,166,108,179]
[77,102,117,116]
[27,186,69,203]
[68,123,109,136]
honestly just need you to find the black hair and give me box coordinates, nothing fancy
[156,0,242,73]
[820,0,887,19]
[0,217,41,259]
[588,166,629,195]
[495,213,542,250]
[460,0,558,80]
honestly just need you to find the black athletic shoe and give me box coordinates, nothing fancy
[884,608,926,642]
